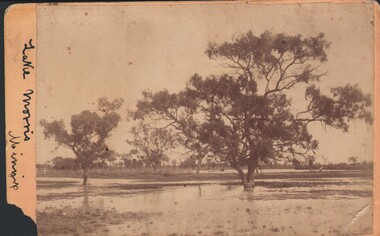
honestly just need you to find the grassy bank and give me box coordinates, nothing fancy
[37,167,373,183]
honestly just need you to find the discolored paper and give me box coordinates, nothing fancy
[4,1,380,235]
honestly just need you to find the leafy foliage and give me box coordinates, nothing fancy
[51,156,79,170]
[40,98,124,184]
[126,123,177,169]
[131,31,371,188]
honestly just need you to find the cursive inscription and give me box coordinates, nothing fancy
[22,89,34,141]
[22,39,35,80]
[8,131,21,190]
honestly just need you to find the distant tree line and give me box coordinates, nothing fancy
[38,155,372,172]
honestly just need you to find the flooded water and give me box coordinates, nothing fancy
[37,175,373,236]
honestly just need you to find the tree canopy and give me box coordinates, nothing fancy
[132,31,372,189]
[125,123,177,169]
[51,156,79,170]
[40,97,124,184]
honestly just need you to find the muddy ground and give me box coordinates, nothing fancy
[37,170,373,236]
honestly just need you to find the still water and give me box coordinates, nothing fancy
[37,177,372,236]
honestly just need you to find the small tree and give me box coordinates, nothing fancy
[119,152,143,168]
[180,157,197,169]
[51,156,78,170]
[126,123,177,169]
[320,155,328,165]
[307,156,316,171]
[40,97,123,185]
[133,90,210,174]
[348,156,358,164]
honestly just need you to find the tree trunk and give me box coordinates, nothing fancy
[231,165,246,186]
[196,159,201,174]
[81,185,90,211]
[232,163,256,191]
[245,162,255,191]
[83,167,89,185]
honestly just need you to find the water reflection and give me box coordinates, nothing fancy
[37,178,373,236]
[143,188,161,209]
[225,185,235,191]
[81,185,90,212]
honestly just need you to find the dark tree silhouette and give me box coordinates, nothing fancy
[132,31,372,189]
[40,97,123,185]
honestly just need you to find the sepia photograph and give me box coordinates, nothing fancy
[34,2,374,235]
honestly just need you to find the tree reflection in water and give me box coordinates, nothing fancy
[81,185,90,212]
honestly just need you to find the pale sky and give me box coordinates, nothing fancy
[36,2,374,164]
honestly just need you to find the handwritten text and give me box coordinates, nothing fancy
[22,89,34,141]
[8,131,21,190]
[22,39,35,80]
